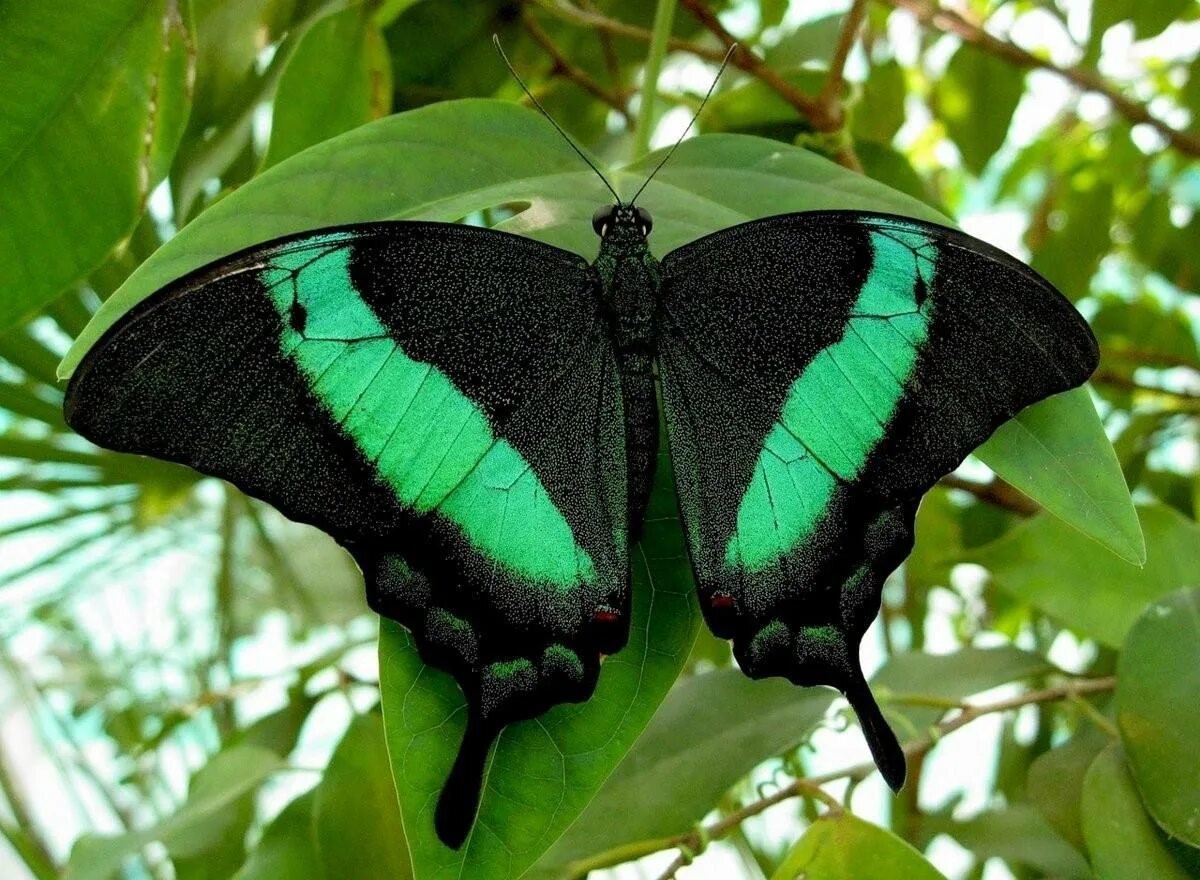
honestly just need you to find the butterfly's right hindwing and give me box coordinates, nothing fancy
[64,224,630,847]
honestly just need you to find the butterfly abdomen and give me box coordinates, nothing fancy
[594,237,663,539]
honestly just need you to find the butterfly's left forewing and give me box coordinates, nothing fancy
[64,223,630,847]
[657,211,1098,786]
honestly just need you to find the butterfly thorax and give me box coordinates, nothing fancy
[591,207,662,538]
[593,227,659,364]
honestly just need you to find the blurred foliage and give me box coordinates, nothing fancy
[1,1,1199,879]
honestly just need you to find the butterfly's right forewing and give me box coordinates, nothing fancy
[657,211,1097,788]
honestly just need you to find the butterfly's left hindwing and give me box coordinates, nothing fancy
[657,211,1098,786]
[64,223,630,847]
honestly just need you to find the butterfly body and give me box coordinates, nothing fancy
[64,204,1097,848]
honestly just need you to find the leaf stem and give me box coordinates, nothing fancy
[634,0,678,157]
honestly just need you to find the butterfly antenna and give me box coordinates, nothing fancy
[628,43,738,206]
[493,34,622,205]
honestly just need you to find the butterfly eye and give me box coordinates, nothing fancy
[635,206,653,236]
[592,206,616,237]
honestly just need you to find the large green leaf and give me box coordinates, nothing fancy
[921,805,1091,879]
[235,712,410,880]
[973,505,1200,648]
[234,792,319,880]
[59,98,946,379]
[1027,733,1108,852]
[1081,745,1193,880]
[313,712,412,879]
[65,746,281,880]
[771,813,949,880]
[935,45,1024,173]
[53,98,1131,875]
[530,669,835,879]
[379,442,698,880]
[263,4,393,168]
[0,0,190,330]
[1116,587,1200,847]
[976,389,1145,565]
[872,645,1052,735]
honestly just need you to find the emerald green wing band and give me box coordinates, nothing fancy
[63,223,634,849]
[261,234,596,588]
[725,220,937,571]
[658,210,1097,791]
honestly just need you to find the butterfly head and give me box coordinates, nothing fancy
[592,204,653,241]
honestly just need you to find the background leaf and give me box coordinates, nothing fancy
[264,5,394,168]
[1081,745,1193,880]
[531,669,835,878]
[972,504,1200,647]
[0,0,190,330]
[976,388,1145,564]
[771,813,949,880]
[935,46,1024,173]
[1116,587,1200,847]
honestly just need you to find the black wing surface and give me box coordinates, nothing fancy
[65,222,630,847]
[656,210,1097,787]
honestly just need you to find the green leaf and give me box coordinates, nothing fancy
[1116,587,1200,847]
[699,69,827,143]
[853,60,907,144]
[65,745,281,880]
[855,140,943,211]
[188,0,271,125]
[234,792,319,880]
[1091,296,1200,371]
[264,5,394,168]
[1081,744,1193,880]
[60,98,946,379]
[1131,0,1193,39]
[235,712,409,880]
[764,13,846,69]
[907,488,963,594]
[922,805,1092,879]
[1031,180,1113,299]
[935,45,1024,173]
[313,712,412,879]
[379,441,698,880]
[976,389,1145,565]
[771,813,949,880]
[531,669,834,879]
[973,504,1200,648]
[0,0,190,331]
[872,645,1052,735]
[1028,733,1108,852]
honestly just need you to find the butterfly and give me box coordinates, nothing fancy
[61,66,1098,847]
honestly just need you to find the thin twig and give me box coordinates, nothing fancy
[939,474,1039,515]
[880,0,1200,158]
[652,676,1115,879]
[820,0,870,110]
[1093,369,1200,403]
[677,0,824,121]
[521,12,634,124]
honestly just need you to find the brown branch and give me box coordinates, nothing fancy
[821,0,870,110]
[533,0,866,169]
[1093,369,1200,403]
[653,676,1116,880]
[677,0,865,168]
[880,0,1200,158]
[521,12,635,125]
[939,474,1039,515]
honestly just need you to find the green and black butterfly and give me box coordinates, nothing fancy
[62,107,1098,846]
